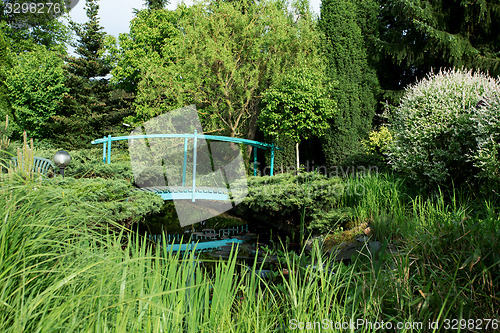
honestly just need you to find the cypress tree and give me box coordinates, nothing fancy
[0,27,13,121]
[319,0,379,166]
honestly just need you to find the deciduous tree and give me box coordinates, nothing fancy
[0,27,13,121]
[116,0,324,147]
[5,46,67,139]
[259,64,336,172]
[0,1,70,53]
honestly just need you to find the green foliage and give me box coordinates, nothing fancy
[51,0,118,148]
[112,8,182,92]
[7,131,37,181]
[0,115,11,153]
[144,0,169,10]
[0,27,13,121]
[471,94,500,183]
[35,147,135,180]
[259,64,336,144]
[69,0,110,78]
[388,68,500,186]
[28,176,162,228]
[118,0,324,142]
[363,126,392,155]
[259,63,336,171]
[378,0,500,82]
[0,180,363,332]
[358,125,393,167]
[269,135,296,173]
[0,3,70,54]
[390,192,500,319]
[238,172,358,233]
[319,0,379,166]
[71,158,134,180]
[5,45,67,139]
[0,167,498,327]
[2,145,162,229]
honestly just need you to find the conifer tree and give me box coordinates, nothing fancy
[144,0,169,10]
[378,0,500,92]
[52,0,112,147]
[319,0,379,166]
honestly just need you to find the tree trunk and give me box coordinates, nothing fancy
[296,142,300,174]
[245,99,260,157]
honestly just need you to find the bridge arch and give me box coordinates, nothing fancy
[91,132,282,202]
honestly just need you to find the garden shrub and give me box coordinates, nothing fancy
[70,158,134,181]
[7,176,165,229]
[36,147,134,181]
[471,94,500,183]
[236,172,358,233]
[388,68,500,186]
[341,126,394,171]
[362,126,392,160]
[0,115,10,151]
[5,46,67,139]
[0,115,14,162]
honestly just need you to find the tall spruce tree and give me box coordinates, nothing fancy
[319,0,379,166]
[377,0,500,93]
[144,0,169,10]
[52,0,112,148]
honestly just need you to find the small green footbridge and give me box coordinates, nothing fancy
[92,131,282,202]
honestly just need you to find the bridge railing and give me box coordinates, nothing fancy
[91,131,283,177]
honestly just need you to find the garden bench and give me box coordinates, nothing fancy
[11,156,56,176]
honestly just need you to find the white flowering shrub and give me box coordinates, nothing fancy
[388,68,500,185]
[472,94,500,181]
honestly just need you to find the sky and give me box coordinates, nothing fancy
[68,0,322,38]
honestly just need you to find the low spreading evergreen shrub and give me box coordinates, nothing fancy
[237,172,407,234]
[4,176,164,229]
[236,172,345,233]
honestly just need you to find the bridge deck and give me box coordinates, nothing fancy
[137,186,230,201]
[165,238,244,253]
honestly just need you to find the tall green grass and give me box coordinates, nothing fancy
[1,172,498,332]
[0,178,363,332]
[341,173,499,322]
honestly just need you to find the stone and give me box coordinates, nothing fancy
[368,241,382,253]
[356,235,369,243]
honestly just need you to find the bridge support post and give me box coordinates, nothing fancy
[182,137,188,187]
[102,136,107,162]
[253,147,258,176]
[270,143,275,176]
[192,130,197,202]
[107,135,112,164]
